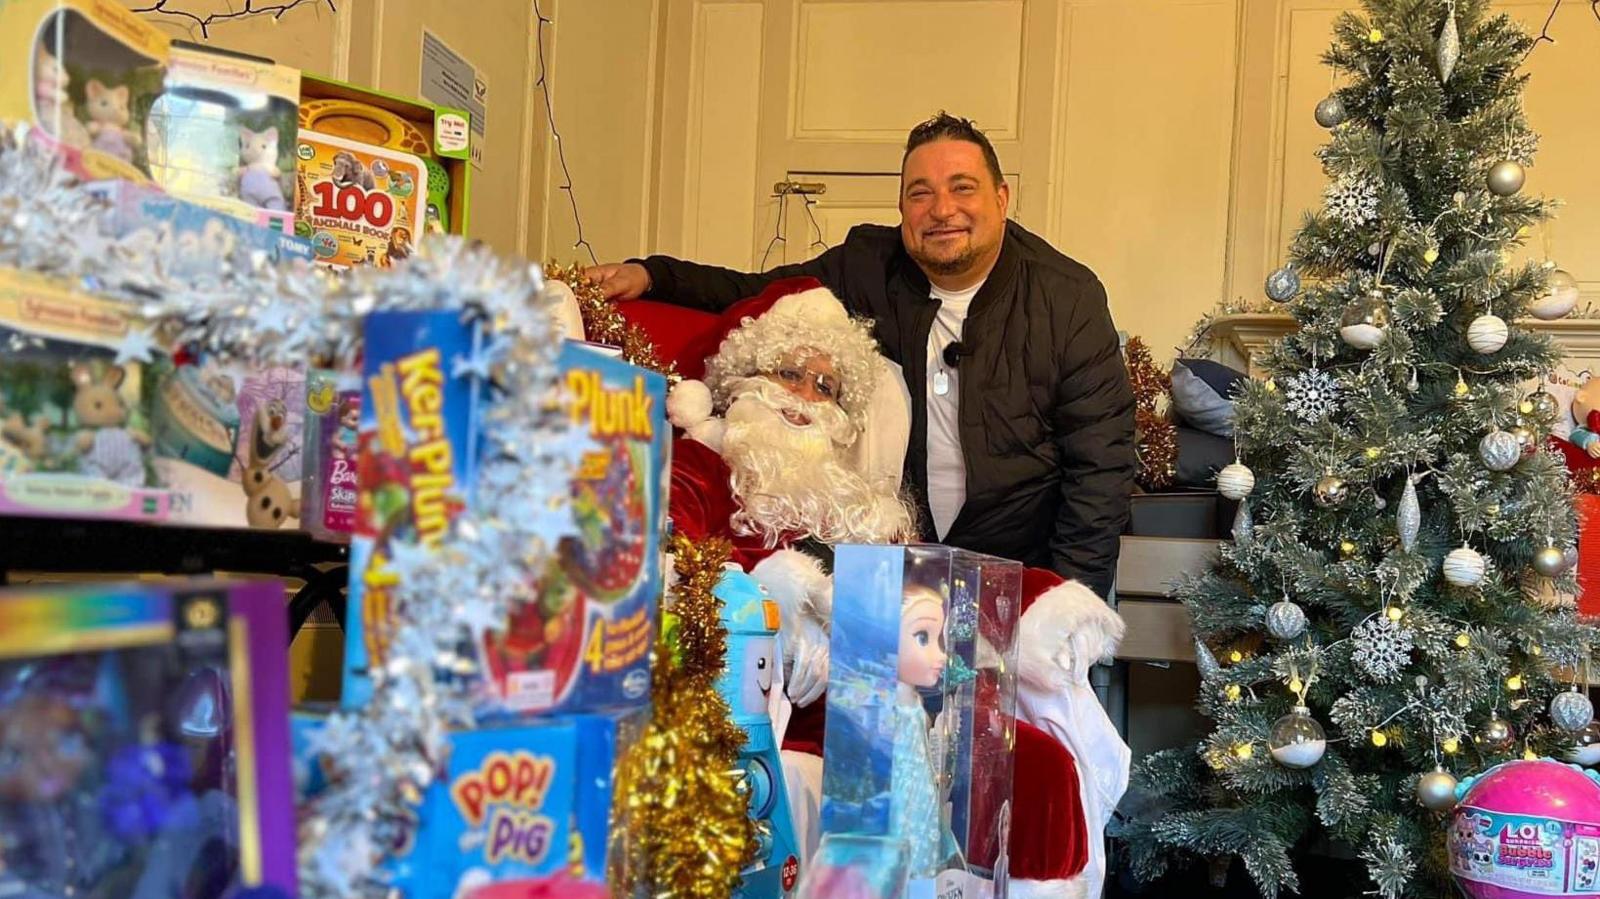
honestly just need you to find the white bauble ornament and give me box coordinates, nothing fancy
[1217,461,1256,500]
[1478,429,1522,472]
[1531,269,1580,320]
[1443,546,1486,587]
[1265,600,1308,641]
[1268,706,1327,769]
[1418,767,1459,812]
[1467,314,1509,354]
[1552,689,1596,733]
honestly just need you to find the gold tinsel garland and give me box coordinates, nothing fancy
[1126,336,1177,491]
[609,533,752,898]
[545,261,680,381]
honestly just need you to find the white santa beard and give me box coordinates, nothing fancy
[720,385,913,546]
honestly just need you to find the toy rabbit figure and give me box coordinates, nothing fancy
[83,79,138,163]
[71,362,148,486]
[890,584,949,877]
[32,46,90,149]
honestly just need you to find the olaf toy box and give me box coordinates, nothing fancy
[0,268,170,523]
[0,0,169,182]
[477,342,668,720]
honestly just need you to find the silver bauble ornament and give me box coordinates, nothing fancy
[1265,266,1301,302]
[1314,473,1349,508]
[1217,461,1256,500]
[1437,9,1461,83]
[1232,502,1254,545]
[1478,429,1522,472]
[1314,95,1347,128]
[1194,640,1221,680]
[1510,424,1537,458]
[1443,546,1486,587]
[1552,689,1596,733]
[1339,291,1391,350]
[1528,390,1561,420]
[1531,269,1581,320]
[1569,720,1600,766]
[1487,160,1526,197]
[1467,314,1510,354]
[1534,545,1570,577]
[1268,706,1327,769]
[1397,477,1421,552]
[1266,600,1308,641]
[1566,545,1582,570]
[1481,715,1516,752]
[1417,767,1459,812]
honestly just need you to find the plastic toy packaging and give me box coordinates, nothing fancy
[1,0,170,182]
[821,545,1019,899]
[0,268,170,523]
[299,368,361,541]
[793,834,912,899]
[0,578,297,898]
[145,43,301,235]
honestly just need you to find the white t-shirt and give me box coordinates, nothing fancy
[925,280,984,540]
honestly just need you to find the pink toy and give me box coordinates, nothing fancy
[1449,759,1600,898]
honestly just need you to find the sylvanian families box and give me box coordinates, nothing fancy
[146,43,301,235]
[0,268,170,522]
[0,0,170,182]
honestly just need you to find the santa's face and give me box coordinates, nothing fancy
[762,349,841,413]
[723,376,853,464]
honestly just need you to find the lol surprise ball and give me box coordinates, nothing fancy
[1448,759,1600,899]
[890,584,949,877]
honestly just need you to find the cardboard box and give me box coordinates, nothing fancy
[0,268,170,523]
[298,73,471,240]
[146,42,302,235]
[294,129,428,268]
[0,0,169,181]
[299,368,360,542]
[0,578,295,897]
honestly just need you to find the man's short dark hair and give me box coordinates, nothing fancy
[903,112,1004,186]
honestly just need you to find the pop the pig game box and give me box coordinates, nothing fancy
[340,309,487,710]
[0,578,296,898]
[477,342,667,720]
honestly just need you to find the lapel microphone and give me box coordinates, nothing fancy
[942,341,967,368]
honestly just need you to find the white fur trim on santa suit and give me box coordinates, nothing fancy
[1016,580,1131,899]
[1007,878,1092,899]
[545,279,588,342]
[666,378,713,429]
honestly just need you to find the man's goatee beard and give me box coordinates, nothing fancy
[720,378,915,547]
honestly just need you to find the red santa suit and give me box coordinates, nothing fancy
[616,278,1128,897]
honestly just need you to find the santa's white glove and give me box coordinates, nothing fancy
[750,549,834,708]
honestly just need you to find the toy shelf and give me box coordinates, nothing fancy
[0,514,349,639]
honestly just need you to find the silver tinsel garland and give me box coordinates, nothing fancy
[0,127,578,897]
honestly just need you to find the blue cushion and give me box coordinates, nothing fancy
[1170,358,1245,437]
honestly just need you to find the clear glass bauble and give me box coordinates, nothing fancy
[1269,706,1327,769]
[1338,291,1391,350]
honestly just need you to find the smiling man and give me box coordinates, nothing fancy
[588,112,1133,598]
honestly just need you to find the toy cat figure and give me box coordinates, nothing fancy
[71,362,149,486]
[32,47,89,148]
[84,78,138,163]
[236,126,288,211]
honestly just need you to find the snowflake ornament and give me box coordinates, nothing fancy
[1284,368,1340,423]
[1351,615,1414,684]
[1324,172,1381,228]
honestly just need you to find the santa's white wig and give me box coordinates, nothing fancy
[703,287,885,433]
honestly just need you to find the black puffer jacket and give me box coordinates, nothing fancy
[636,220,1134,597]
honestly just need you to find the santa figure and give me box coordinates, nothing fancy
[621,277,1129,897]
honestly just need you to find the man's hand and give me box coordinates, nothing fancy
[1586,441,1600,460]
[583,262,652,300]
